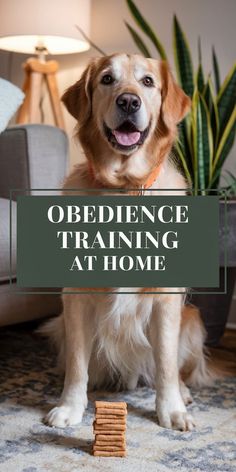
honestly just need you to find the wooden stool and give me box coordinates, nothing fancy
[17,58,65,130]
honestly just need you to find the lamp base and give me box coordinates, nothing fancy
[17,57,65,130]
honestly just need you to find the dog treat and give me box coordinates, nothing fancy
[95,408,127,416]
[93,420,126,429]
[96,418,126,425]
[93,451,126,457]
[94,431,125,436]
[93,445,125,452]
[95,401,127,409]
[96,439,126,449]
[94,429,125,441]
[93,401,127,457]
[96,414,124,419]
[96,434,125,441]
[94,425,126,431]
[94,431,126,436]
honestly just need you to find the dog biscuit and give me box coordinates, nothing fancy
[95,440,125,447]
[96,434,125,441]
[93,445,126,452]
[93,420,126,428]
[95,401,127,409]
[96,414,125,419]
[94,426,126,433]
[93,451,126,457]
[96,418,126,425]
[94,428,125,435]
[93,401,127,457]
[94,430,126,436]
[95,408,127,416]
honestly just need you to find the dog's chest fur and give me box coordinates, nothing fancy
[91,291,154,385]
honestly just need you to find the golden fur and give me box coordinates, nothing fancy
[42,54,215,432]
[62,54,190,189]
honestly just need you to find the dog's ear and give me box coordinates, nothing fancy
[62,60,96,123]
[160,61,191,129]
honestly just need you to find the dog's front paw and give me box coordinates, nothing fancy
[157,409,195,431]
[44,404,85,428]
[156,393,195,431]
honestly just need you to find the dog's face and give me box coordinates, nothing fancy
[92,55,162,155]
[62,54,190,160]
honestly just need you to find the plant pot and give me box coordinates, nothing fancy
[191,200,236,346]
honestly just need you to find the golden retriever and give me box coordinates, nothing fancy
[43,54,213,431]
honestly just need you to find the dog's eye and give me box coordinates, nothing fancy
[142,76,154,87]
[101,74,114,85]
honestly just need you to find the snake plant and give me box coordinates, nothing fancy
[125,0,236,195]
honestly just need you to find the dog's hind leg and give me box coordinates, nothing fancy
[126,372,139,390]
[45,293,95,427]
[179,379,193,405]
[179,304,215,387]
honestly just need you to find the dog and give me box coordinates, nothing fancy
[43,54,214,431]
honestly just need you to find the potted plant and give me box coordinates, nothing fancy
[125,0,236,345]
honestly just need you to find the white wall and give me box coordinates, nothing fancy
[1,0,236,168]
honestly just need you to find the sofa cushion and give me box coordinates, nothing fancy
[0,78,24,133]
[0,125,68,200]
[0,284,62,327]
[0,198,16,281]
[0,128,30,199]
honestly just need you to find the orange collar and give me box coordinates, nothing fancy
[88,161,161,190]
[143,163,161,189]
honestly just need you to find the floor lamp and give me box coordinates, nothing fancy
[0,0,90,130]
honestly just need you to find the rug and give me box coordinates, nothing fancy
[0,326,235,472]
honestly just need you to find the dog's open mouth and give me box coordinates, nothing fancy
[104,121,150,151]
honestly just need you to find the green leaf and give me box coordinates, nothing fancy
[203,78,219,148]
[217,63,236,140]
[177,118,194,180]
[212,47,221,93]
[213,106,236,173]
[196,38,204,93]
[203,78,213,112]
[173,142,192,184]
[209,166,222,189]
[173,15,194,97]
[126,0,167,59]
[192,92,213,194]
[200,94,214,186]
[192,92,202,193]
[198,37,202,64]
[196,64,205,93]
[125,22,151,57]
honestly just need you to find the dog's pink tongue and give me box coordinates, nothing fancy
[113,130,140,146]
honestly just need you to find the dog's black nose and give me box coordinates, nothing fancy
[116,93,141,113]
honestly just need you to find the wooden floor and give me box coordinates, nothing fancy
[220,329,236,353]
[210,329,236,376]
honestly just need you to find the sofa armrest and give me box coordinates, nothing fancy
[0,124,68,199]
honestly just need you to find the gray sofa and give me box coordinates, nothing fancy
[0,124,68,326]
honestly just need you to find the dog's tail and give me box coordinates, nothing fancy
[179,305,226,387]
[37,315,65,371]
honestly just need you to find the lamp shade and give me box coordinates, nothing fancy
[0,0,90,55]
